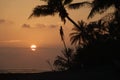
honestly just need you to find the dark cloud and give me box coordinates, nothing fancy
[22,24,31,28]
[0,19,13,24]
[35,23,58,29]
[0,19,5,23]
[49,24,58,28]
[35,24,46,29]
[22,23,58,29]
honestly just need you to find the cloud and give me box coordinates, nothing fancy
[0,19,13,24]
[0,19,5,23]
[35,23,58,29]
[35,24,46,29]
[49,24,58,28]
[22,23,45,29]
[0,40,21,43]
[22,24,31,28]
[22,23,58,29]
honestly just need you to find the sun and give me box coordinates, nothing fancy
[30,44,37,51]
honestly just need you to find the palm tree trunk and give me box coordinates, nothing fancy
[62,39,71,68]
[66,15,81,30]
[62,39,67,52]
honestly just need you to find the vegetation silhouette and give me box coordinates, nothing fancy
[53,0,120,71]
[68,20,116,70]
[54,26,74,71]
[28,0,120,72]
[87,0,120,44]
[87,0,120,70]
[70,20,88,47]
[70,0,120,71]
[78,42,119,71]
[29,0,90,29]
[88,0,120,19]
[70,20,109,47]
[54,48,74,71]
[46,60,54,71]
[60,26,67,51]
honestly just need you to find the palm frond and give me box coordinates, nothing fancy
[54,55,69,69]
[78,20,87,28]
[68,2,91,9]
[62,48,73,58]
[67,48,73,57]
[63,0,73,5]
[54,59,66,67]
[100,13,115,22]
[70,34,81,45]
[69,32,80,36]
[88,0,113,18]
[70,37,77,45]
[29,5,56,18]
[72,27,81,32]
[59,8,68,23]
[57,55,67,62]
[70,20,88,46]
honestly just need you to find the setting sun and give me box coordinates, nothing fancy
[30,44,37,51]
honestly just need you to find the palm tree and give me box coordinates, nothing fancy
[88,0,120,18]
[70,20,88,47]
[54,48,73,71]
[29,0,90,29]
[54,26,74,71]
[88,20,109,41]
[88,0,120,40]
[46,60,54,71]
[60,26,67,51]
[70,20,110,47]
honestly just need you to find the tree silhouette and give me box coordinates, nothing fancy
[88,0,120,18]
[60,26,67,51]
[54,48,74,71]
[69,20,114,69]
[29,0,90,29]
[54,26,74,71]
[69,0,120,71]
[88,0,120,40]
[46,60,54,71]
[70,20,109,47]
[70,20,88,47]
[88,20,109,42]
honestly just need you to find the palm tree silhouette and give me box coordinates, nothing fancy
[70,20,110,47]
[54,26,74,71]
[88,0,120,18]
[54,48,73,71]
[88,0,120,40]
[70,20,88,47]
[60,26,67,51]
[29,0,90,29]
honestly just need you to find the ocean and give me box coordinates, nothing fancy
[0,47,60,73]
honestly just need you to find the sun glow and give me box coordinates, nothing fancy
[30,45,37,51]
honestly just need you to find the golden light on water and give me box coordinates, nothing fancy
[30,45,37,51]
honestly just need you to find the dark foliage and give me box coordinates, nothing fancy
[72,39,120,69]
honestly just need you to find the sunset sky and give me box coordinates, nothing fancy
[0,0,112,72]
[0,0,95,48]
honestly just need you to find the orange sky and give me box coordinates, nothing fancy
[0,0,113,48]
[0,0,93,48]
